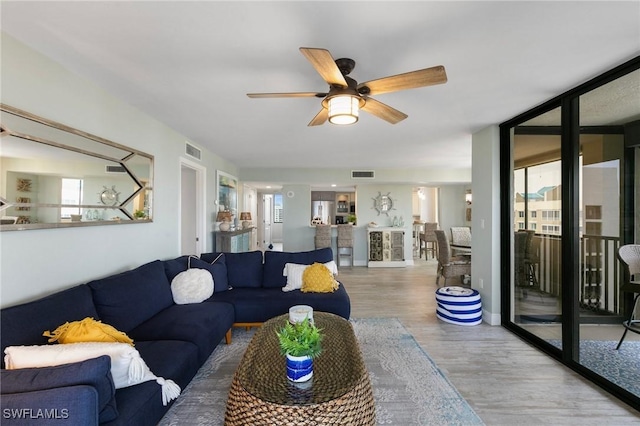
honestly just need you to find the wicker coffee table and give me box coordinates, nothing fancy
[224,312,375,425]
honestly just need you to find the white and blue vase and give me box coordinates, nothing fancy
[286,354,313,382]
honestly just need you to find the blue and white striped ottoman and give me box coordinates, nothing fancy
[435,286,482,326]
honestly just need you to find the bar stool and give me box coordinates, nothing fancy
[314,224,332,249]
[420,222,438,259]
[337,224,354,267]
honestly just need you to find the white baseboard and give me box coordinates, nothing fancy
[482,309,501,326]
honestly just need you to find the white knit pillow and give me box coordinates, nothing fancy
[4,342,180,406]
[282,261,338,292]
[171,268,214,304]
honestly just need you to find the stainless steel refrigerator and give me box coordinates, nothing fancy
[311,201,335,225]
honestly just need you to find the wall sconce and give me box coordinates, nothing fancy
[465,191,472,205]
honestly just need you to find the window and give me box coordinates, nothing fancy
[531,211,537,218]
[60,178,83,218]
[273,193,283,223]
[541,210,561,221]
[541,224,561,235]
[518,211,525,218]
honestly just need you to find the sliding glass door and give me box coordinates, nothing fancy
[577,71,639,398]
[501,58,640,408]
[512,108,564,345]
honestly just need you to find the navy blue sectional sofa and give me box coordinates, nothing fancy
[0,248,350,425]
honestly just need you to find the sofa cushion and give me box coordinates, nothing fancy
[0,355,117,423]
[263,248,334,288]
[282,261,338,292]
[128,301,234,364]
[201,251,263,288]
[164,255,229,293]
[301,263,340,293]
[171,269,214,304]
[104,340,200,426]
[43,317,134,345]
[209,285,351,323]
[1,386,99,425]
[0,284,98,367]
[88,260,173,332]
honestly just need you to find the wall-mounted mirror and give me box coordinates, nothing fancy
[0,104,153,231]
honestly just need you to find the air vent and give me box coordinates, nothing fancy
[105,165,126,174]
[185,142,201,160]
[351,170,375,179]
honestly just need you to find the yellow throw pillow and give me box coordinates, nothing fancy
[301,263,339,293]
[43,317,134,346]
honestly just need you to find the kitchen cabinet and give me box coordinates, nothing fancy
[367,227,406,267]
[311,191,336,201]
[336,193,350,214]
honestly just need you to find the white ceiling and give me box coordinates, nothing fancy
[2,1,639,178]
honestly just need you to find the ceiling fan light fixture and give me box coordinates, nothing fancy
[328,95,359,125]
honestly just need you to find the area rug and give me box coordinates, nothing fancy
[549,339,640,396]
[158,318,484,425]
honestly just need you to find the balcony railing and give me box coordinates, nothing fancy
[522,233,624,318]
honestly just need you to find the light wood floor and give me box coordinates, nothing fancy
[338,257,640,425]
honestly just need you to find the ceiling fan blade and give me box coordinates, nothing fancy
[247,92,325,98]
[299,47,348,87]
[361,97,408,124]
[308,108,328,126]
[359,65,447,96]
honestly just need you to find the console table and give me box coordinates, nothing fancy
[214,227,254,253]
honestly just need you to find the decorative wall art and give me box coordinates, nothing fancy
[16,178,32,192]
[15,197,30,211]
[217,171,238,215]
[372,192,395,216]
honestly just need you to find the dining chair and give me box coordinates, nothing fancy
[450,226,472,256]
[434,229,471,286]
[616,244,640,350]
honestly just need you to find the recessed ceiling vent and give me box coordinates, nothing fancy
[185,142,201,160]
[351,170,375,179]
[105,165,126,174]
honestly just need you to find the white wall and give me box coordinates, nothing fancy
[437,185,471,236]
[471,125,501,325]
[0,34,237,307]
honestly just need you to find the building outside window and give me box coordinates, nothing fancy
[273,193,283,223]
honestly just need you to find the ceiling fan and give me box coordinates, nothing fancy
[247,47,447,126]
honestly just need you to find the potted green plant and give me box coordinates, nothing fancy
[347,214,357,225]
[134,209,147,219]
[276,317,322,382]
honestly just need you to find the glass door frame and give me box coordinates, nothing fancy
[499,56,640,409]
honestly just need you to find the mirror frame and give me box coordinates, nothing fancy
[0,104,154,231]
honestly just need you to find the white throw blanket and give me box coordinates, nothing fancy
[4,342,180,406]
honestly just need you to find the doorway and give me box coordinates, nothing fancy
[180,159,206,256]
